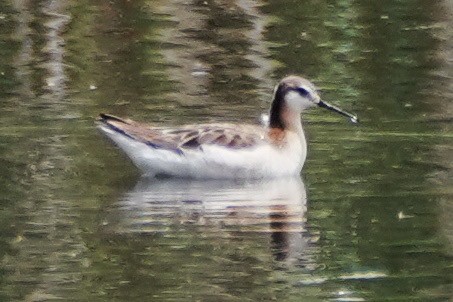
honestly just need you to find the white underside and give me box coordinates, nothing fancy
[98,125,307,179]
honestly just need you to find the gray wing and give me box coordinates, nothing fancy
[98,113,266,153]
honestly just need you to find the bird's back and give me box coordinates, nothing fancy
[97,114,305,178]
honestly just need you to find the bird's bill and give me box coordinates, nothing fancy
[318,100,358,123]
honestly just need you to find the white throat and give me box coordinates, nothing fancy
[285,90,316,112]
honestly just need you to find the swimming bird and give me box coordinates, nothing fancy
[97,76,357,179]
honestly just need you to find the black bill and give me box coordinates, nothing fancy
[318,100,358,123]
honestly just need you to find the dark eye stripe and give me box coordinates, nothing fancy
[296,87,309,96]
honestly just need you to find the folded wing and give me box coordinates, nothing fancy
[98,113,266,153]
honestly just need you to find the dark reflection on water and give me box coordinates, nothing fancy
[0,0,452,301]
[103,177,309,261]
[88,177,324,301]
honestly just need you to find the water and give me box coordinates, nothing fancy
[0,0,452,301]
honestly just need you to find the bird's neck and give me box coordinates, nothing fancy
[268,104,306,158]
[269,90,304,135]
[280,107,303,134]
[269,86,286,129]
[268,108,307,167]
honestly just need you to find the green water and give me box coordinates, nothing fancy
[0,0,452,301]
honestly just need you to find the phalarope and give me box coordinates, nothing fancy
[97,76,357,179]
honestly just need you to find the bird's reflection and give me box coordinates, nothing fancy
[104,177,312,262]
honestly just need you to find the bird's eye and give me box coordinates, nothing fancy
[296,87,309,97]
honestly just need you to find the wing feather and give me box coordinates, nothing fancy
[98,114,267,153]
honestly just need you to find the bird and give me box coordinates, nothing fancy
[97,75,357,179]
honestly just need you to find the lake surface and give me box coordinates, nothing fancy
[0,0,452,301]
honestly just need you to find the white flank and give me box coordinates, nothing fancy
[98,124,307,179]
